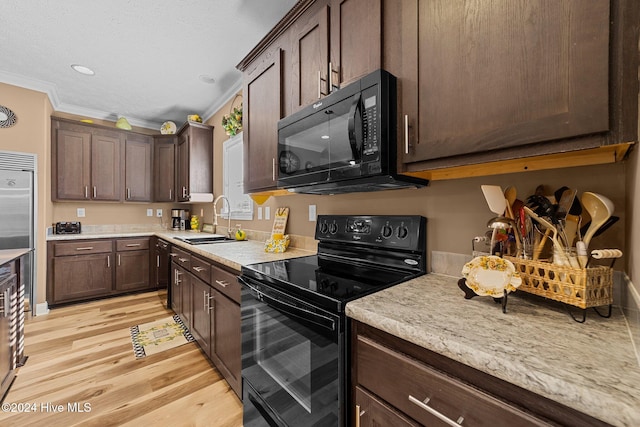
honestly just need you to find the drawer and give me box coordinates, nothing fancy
[190,256,211,283]
[356,336,548,427]
[116,238,150,252]
[170,246,191,269]
[211,265,240,304]
[355,386,419,427]
[53,240,113,257]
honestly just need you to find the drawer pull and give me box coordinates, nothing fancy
[76,247,94,251]
[169,253,178,258]
[192,266,205,273]
[126,243,141,247]
[215,279,229,288]
[355,404,365,427]
[178,258,189,263]
[404,115,410,155]
[408,395,464,426]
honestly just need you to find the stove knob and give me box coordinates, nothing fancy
[397,225,409,239]
[329,222,338,234]
[319,222,329,234]
[381,224,393,238]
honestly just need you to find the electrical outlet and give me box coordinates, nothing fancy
[156,209,163,217]
[258,207,263,220]
[309,204,317,221]
[146,208,153,217]
[265,206,271,220]
[77,208,85,218]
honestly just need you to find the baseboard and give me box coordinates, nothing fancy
[34,301,49,316]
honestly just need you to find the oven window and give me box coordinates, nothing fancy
[242,287,341,426]
[257,309,312,411]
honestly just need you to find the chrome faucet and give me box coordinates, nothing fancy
[213,195,232,238]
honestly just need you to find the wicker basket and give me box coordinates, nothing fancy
[504,256,613,309]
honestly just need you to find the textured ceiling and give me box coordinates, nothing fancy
[0,0,297,129]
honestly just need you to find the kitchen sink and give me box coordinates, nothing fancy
[175,235,240,245]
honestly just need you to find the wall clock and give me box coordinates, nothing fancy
[0,105,17,128]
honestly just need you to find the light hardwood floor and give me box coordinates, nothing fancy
[0,291,243,427]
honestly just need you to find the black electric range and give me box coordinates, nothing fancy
[239,215,427,427]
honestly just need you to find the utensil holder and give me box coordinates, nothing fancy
[504,256,613,310]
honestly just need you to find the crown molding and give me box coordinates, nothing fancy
[0,69,61,108]
[1,68,238,130]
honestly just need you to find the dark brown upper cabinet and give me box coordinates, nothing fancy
[243,44,284,193]
[290,0,381,112]
[176,122,214,202]
[52,118,121,202]
[384,0,638,176]
[238,0,383,192]
[124,134,153,202]
[153,135,177,202]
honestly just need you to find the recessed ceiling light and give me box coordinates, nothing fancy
[71,64,95,76]
[198,74,216,84]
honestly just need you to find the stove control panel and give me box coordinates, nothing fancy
[315,215,426,251]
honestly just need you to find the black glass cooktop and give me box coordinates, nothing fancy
[241,255,417,312]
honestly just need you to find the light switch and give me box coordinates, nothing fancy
[146,208,153,217]
[309,204,317,221]
[265,206,271,220]
[77,208,85,218]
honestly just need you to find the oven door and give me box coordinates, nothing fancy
[240,276,343,427]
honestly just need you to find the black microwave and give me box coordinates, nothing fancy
[277,69,429,194]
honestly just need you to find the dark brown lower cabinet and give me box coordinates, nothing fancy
[352,321,609,427]
[210,287,241,396]
[49,240,114,304]
[355,386,420,427]
[0,270,17,401]
[168,245,241,398]
[191,276,212,357]
[115,251,150,291]
[171,262,184,315]
[47,237,152,306]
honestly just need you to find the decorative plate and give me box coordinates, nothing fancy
[461,255,522,297]
[160,121,177,134]
[0,105,17,128]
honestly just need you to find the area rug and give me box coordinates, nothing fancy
[130,314,194,359]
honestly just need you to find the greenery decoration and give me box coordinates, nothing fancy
[222,104,243,136]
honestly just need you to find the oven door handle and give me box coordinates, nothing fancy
[240,277,336,332]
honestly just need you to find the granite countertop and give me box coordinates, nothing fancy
[46,229,314,272]
[155,231,314,271]
[0,248,31,267]
[346,273,640,427]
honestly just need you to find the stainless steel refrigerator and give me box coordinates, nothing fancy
[0,151,36,317]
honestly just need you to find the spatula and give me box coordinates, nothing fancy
[481,185,506,216]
